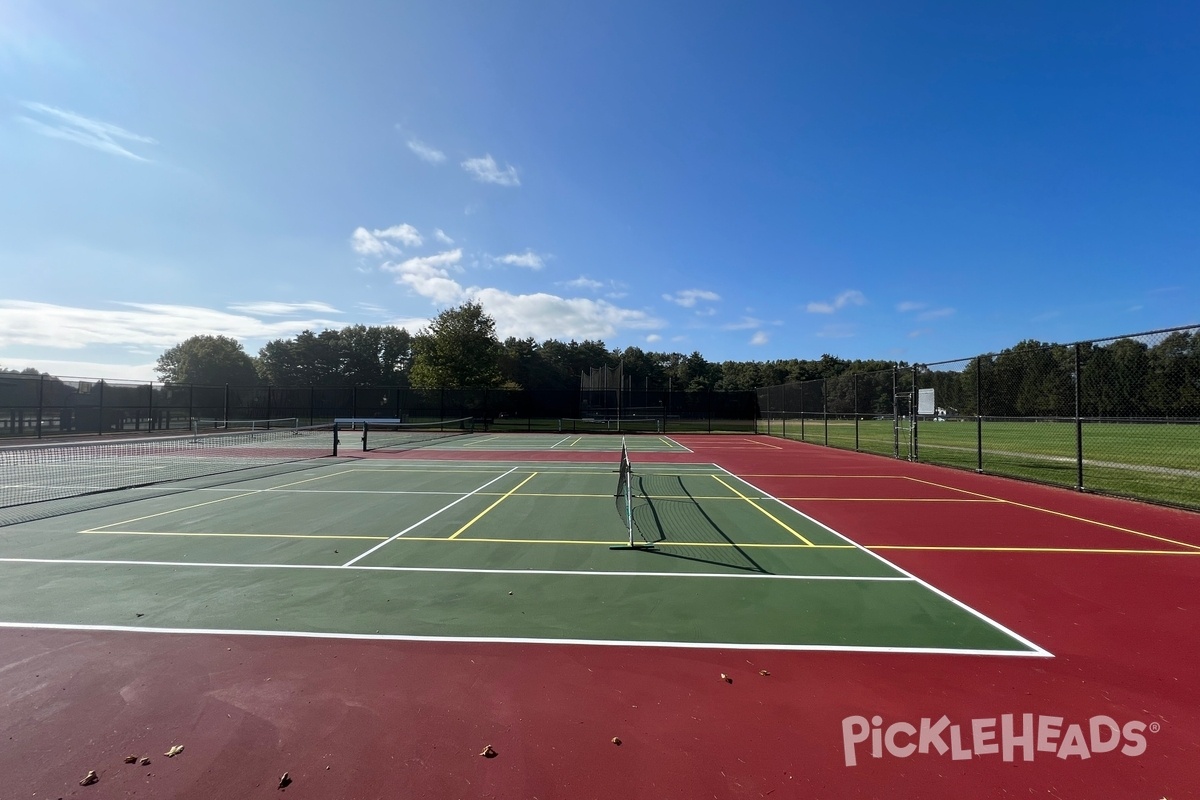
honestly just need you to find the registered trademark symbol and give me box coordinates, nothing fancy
[1149,722,1161,734]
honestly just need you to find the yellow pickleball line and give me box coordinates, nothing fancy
[711,476,814,546]
[448,472,539,539]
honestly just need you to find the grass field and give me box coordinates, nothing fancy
[760,416,1200,509]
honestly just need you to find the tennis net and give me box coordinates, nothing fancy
[335,417,475,452]
[611,437,652,549]
[0,424,338,527]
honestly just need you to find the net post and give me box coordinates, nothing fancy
[332,423,339,457]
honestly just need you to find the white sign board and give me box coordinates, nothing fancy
[917,388,936,416]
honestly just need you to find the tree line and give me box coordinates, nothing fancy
[5,304,1196,418]
[149,302,900,392]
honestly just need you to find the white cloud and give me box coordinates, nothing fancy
[750,331,769,346]
[350,224,423,256]
[663,289,721,308]
[374,224,423,247]
[498,251,544,270]
[563,276,603,290]
[19,102,156,161]
[461,154,520,187]
[228,301,341,317]
[807,290,866,314]
[917,307,956,321]
[381,249,466,305]
[0,300,342,351]
[434,228,455,245]
[351,227,398,257]
[646,334,662,343]
[896,301,926,313]
[470,288,663,340]
[407,138,446,164]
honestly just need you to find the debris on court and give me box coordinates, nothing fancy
[140,757,151,766]
[611,737,622,745]
[721,673,733,683]
[759,669,771,677]
[124,755,138,764]
[480,745,497,758]
[278,771,292,789]
[80,770,99,786]
[164,744,184,757]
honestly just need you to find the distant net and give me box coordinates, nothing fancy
[191,417,299,433]
[559,417,661,434]
[336,417,475,452]
[0,424,339,527]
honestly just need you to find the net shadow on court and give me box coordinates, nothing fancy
[629,474,769,574]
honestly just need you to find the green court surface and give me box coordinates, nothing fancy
[0,458,1047,656]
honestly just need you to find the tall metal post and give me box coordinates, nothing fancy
[975,357,983,473]
[1075,343,1084,491]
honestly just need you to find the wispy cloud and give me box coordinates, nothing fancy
[18,102,156,161]
[816,323,858,338]
[721,316,763,331]
[350,224,423,256]
[434,228,455,245]
[0,300,342,351]
[563,276,603,290]
[663,289,721,308]
[896,301,926,313]
[646,334,663,343]
[407,138,446,164]
[497,251,545,270]
[228,301,342,317]
[806,290,866,314]
[750,331,769,345]
[917,307,956,321]
[461,154,520,187]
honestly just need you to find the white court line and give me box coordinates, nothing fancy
[0,556,912,582]
[548,435,573,449]
[340,466,519,567]
[714,464,1053,658]
[0,621,1050,657]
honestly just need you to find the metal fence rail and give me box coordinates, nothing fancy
[756,324,1200,511]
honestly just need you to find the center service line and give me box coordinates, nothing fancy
[341,466,519,567]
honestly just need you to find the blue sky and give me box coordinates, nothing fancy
[2,1,1197,381]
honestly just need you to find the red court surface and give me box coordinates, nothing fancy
[2,434,1198,799]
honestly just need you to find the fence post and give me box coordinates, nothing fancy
[36,374,44,438]
[223,384,230,425]
[975,357,983,473]
[1075,343,1084,491]
[911,364,919,462]
[892,367,899,459]
[266,385,273,422]
[799,382,805,441]
[822,378,828,446]
[853,373,859,451]
[309,385,315,426]
[146,381,154,432]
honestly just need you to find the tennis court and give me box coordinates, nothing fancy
[0,434,1042,655]
[2,426,1196,798]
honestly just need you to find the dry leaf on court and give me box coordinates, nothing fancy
[124,755,138,764]
[480,745,497,758]
[278,771,292,789]
[720,673,732,683]
[80,770,99,786]
[164,744,184,757]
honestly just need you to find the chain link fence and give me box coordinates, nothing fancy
[757,324,1200,511]
[0,378,757,440]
